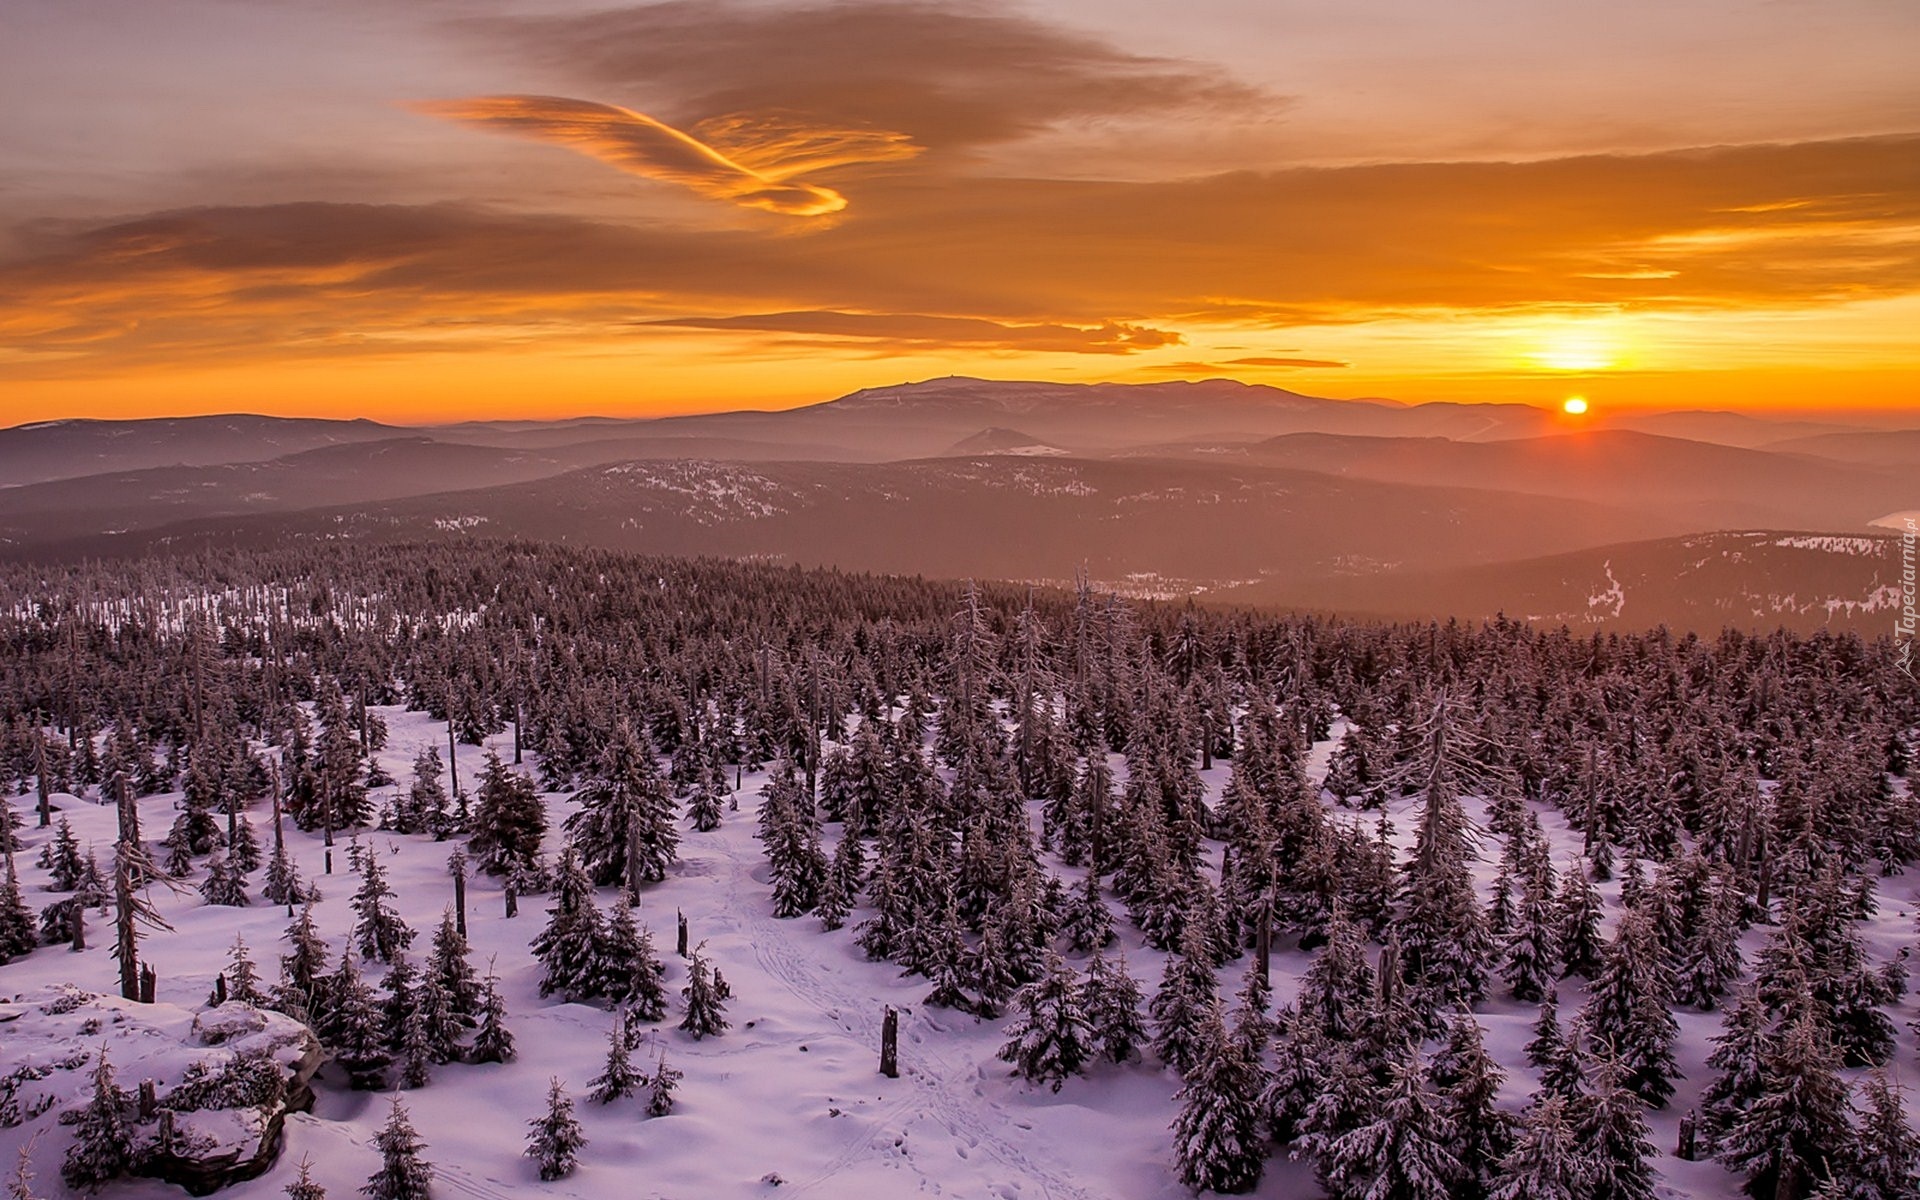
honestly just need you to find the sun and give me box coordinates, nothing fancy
[1562,396,1589,415]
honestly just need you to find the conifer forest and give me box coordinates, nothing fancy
[1,540,1917,1200]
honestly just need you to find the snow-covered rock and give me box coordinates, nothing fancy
[0,987,321,1195]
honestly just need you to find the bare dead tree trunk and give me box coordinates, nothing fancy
[880,1007,899,1079]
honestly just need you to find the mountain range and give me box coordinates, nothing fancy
[4,378,1912,632]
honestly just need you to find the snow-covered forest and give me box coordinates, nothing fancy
[1,541,1916,1200]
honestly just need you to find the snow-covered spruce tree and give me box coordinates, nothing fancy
[1296,1039,1376,1190]
[467,751,545,877]
[1717,1010,1853,1200]
[533,849,607,1001]
[0,872,34,964]
[588,1010,643,1103]
[1387,691,1499,1016]
[679,947,729,1039]
[285,1155,327,1200]
[1699,986,1771,1149]
[1060,868,1114,953]
[227,933,267,1005]
[1433,1012,1516,1200]
[1082,950,1147,1065]
[1849,1071,1920,1200]
[1554,861,1605,980]
[262,838,303,908]
[325,953,390,1089]
[758,763,826,918]
[427,909,479,1028]
[998,952,1092,1092]
[469,960,516,1064]
[350,851,413,963]
[525,1079,587,1181]
[1297,909,1374,1043]
[43,819,84,891]
[1150,922,1219,1076]
[1489,1094,1585,1200]
[398,747,447,837]
[1170,1004,1266,1195]
[1675,879,1745,1010]
[968,918,1021,1020]
[646,1051,681,1117]
[1575,1048,1658,1200]
[597,901,667,1019]
[1579,909,1679,1108]
[274,900,332,1025]
[565,720,677,891]
[200,850,249,907]
[62,1049,133,1191]
[1523,1000,1564,1070]
[1321,1046,1459,1200]
[362,1097,432,1200]
[1502,859,1561,1002]
[398,1003,435,1089]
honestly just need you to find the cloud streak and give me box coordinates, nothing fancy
[644,311,1181,354]
[415,94,917,215]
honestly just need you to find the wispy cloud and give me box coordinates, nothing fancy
[644,310,1181,354]
[415,94,917,215]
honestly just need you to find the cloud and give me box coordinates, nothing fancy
[415,95,918,215]
[456,1,1275,153]
[1,133,1915,378]
[643,311,1179,354]
[1228,357,1348,369]
[1148,358,1346,373]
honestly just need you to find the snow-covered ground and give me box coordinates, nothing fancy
[3,705,1917,1199]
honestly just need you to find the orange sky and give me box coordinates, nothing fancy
[4,0,1917,424]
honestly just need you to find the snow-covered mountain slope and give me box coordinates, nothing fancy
[5,704,1917,1199]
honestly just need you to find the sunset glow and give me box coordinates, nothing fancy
[3,0,1917,423]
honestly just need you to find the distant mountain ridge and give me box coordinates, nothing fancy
[4,378,1913,633]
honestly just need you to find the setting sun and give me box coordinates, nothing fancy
[1563,395,1590,415]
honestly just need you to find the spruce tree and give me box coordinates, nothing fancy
[426,910,479,1027]
[351,851,413,963]
[1700,987,1771,1148]
[1849,1071,1920,1200]
[0,874,34,964]
[598,902,667,1019]
[679,947,729,1039]
[362,1097,432,1200]
[227,932,267,1005]
[200,850,249,906]
[532,850,606,1001]
[326,953,390,1089]
[1434,1014,1516,1200]
[1489,1095,1585,1200]
[1555,863,1605,980]
[565,721,676,890]
[1717,1011,1853,1200]
[646,1051,681,1117]
[1082,950,1147,1065]
[1170,1005,1266,1195]
[467,752,545,877]
[1579,910,1679,1108]
[285,1156,327,1200]
[1322,1048,1459,1200]
[1575,1050,1658,1200]
[525,1079,587,1181]
[1502,860,1561,1002]
[1060,869,1115,953]
[469,961,516,1064]
[998,952,1092,1092]
[588,1010,643,1103]
[1150,923,1218,1076]
[62,1049,132,1191]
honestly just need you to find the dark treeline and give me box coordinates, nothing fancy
[2,539,1917,1200]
